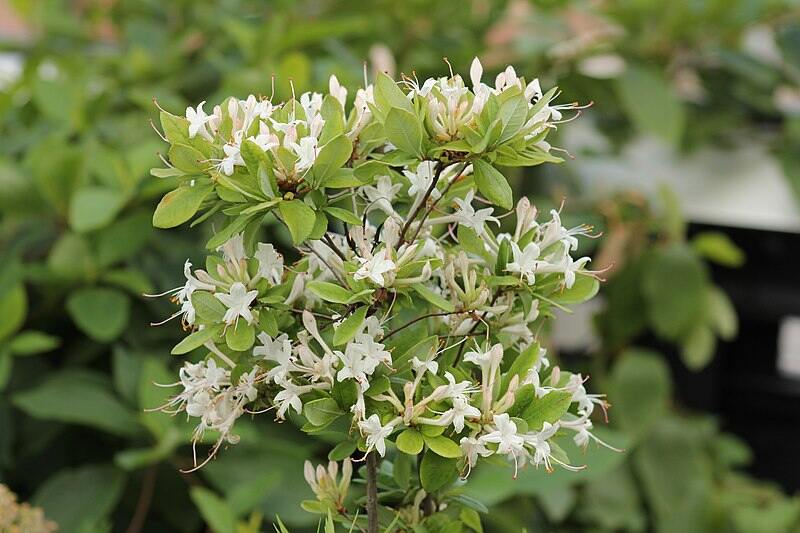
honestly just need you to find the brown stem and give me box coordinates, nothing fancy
[383,311,458,341]
[125,466,157,533]
[398,163,444,246]
[366,451,379,533]
[406,161,469,244]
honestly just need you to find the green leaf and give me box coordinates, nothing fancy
[706,287,737,341]
[396,428,425,455]
[69,186,126,233]
[160,110,190,144]
[460,507,484,533]
[473,159,512,210]
[501,342,541,394]
[190,487,236,533]
[0,284,27,341]
[8,330,60,356]
[226,321,255,352]
[314,135,353,183]
[172,325,223,355]
[278,199,317,245]
[168,142,207,173]
[641,245,708,340]
[324,206,362,226]
[495,237,511,276]
[303,397,343,426]
[412,283,455,312]
[153,181,213,228]
[609,349,671,441]
[66,287,130,343]
[306,281,353,304]
[34,464,126,533]
[615,65,686,146]
[420,450,458,492]
[328,440,357,461]
[692,231,745,267]
[424,434,462,458]
[552,274,600,305]
[521,391,572,430]
[384,108,423,158]
[681,324,716,371]
[192,291,227,323]
[333,306,368,346]
[13,370,141,437]
[375,71,413,114]
[496,91,528,143]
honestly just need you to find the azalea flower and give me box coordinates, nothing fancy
[505,241,542,284]
[329,75,348,107]
[291,136,318,172]
[482,414,526,467]
[354,249,396,286]
[460,436,492,472]
[404,161,440,200]
[438,396,481,432]
[255,243,283,284]
[358,414,396,457]
[215,282,258,324]
[411,355,439,376]
[253,332,293,382]
[452,190,499,234]
[186,101,214,140]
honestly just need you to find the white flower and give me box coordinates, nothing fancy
[439,396,481,432]
[291,136,318,171]
[336,345,369,390]
[236,368,259,402]
[186,101,213,140]
[274,378,306,419]
[329,75,348,107]
[175,259,215,303]
[354,249,396,286]
[469,57,483,90]
[349,334,392,373]
[460,436,492,470]
[255,243,283,284]
[453,190,499,234]
[436,371,476,402]
[522,421,560,472]
[215,282,258,324]
[217,234,247,264]
[463,343,503,376]
[219,140,244,176]
[253,332,293,382]
[203,358,228,389]
[482,413,526,458]
[411,356,438,376]
[403,161,440,200]
[358,414,395,456]
[300,92,323,121]
[362,175,402,215]
[505,242,541,284]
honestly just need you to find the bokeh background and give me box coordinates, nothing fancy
[2,1,800,531]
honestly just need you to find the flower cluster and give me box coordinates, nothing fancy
[150,58,614,530]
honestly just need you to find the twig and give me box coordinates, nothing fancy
[323,233,348,262]
[398,163,444,245]
[366,452,379,533]
[125,466,157,533]
[383,312,458,340]
[407,161,469,244]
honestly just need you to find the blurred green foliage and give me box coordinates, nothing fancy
[1,0,799,531]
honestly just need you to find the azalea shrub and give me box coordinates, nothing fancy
[149,59,617,530]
